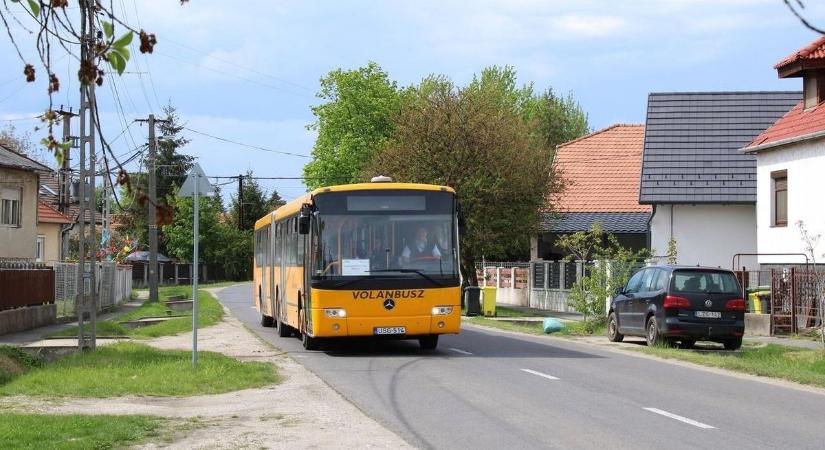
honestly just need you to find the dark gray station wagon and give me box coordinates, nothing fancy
[607,265,745,350]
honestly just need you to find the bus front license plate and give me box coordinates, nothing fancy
[374,327,406,335]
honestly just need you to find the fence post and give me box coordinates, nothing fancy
[791,267,797,334]
[175,264,179,285]
[559,261,566,290]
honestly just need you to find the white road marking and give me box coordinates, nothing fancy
[644,408,715,429]
[449,348,473,355]
[520,368,559,381]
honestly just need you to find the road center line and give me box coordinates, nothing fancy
[449,348,473,355]
[644,408,715,429]
[520,368,559,381]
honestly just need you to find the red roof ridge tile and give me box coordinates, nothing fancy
[556,123,644,149]
[775,35,825,70]
[37,200,72,224]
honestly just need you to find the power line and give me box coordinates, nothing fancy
[154,51,312,99]
[182,126,311,158]
[161,37,314,94]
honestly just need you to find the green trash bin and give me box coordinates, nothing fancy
[481,286,497,317]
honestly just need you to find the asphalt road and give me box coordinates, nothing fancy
[217,283,825,450]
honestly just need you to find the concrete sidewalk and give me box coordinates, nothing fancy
[0,293,145,346]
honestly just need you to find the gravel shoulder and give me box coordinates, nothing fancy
[2,287,412,449]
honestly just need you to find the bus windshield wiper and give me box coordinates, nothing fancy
[369,268,445,286]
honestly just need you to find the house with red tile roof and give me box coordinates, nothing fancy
[535,124,651,260]
[0,144,51,260]
[742,36,825,268]
[35,200,72,262]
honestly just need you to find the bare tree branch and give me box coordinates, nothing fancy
[784,0,825,35]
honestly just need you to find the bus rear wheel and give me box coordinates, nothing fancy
[419,335,439,350]
[277,309,291,337]
[260,314,274,327]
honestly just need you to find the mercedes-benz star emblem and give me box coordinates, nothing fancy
[383,299,396,310]
[704,299,713,308]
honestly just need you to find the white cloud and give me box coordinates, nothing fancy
[549,14,626,38]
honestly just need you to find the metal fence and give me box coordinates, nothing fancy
[0,262,55,311]
[53,262,132,318]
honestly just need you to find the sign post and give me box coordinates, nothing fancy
[178,163,214,368]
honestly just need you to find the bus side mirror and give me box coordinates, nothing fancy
[457,203,466,236]
[298,205,311,235]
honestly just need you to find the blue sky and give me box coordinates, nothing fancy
[2,0,825,202]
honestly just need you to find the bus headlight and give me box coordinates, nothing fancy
[432,306,453,315]
[324,308,347,318]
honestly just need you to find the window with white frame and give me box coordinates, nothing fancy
[1,187,21,227]
[36,235,45,262]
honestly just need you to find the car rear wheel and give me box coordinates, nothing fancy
[645,316,664,347]
[723,338,742,351]
[607,312,624,342]
[678,339,696,349]
[419,335,439,350]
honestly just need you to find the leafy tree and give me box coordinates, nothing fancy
[266,189,286,211]
[303,62,407,189]
[229,171,270,231]
[156,103,194,204]
[556,223,651,332]
[163,193,252,281]
[367,72,561,283]
[0,124,49,163]
[533,88,590,152]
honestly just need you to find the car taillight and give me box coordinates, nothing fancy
[725,298,746,312]
[664,295,691,309]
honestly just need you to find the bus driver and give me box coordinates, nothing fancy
[401,226,441,264]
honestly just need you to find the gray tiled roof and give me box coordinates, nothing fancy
[640,92,801,204]
[0,144,51,172]
[541,212,651,234]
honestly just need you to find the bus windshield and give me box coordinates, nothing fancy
[312,190,458,282]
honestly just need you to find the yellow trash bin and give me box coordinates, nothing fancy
[481,286,497,317]
[748,292,761,314]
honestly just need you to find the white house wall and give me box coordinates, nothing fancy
[650,204,757,269]
[755,138,825,266]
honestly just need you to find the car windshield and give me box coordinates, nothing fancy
[311,190,458,279]
[670,270,740,295]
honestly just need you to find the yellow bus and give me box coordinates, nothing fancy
[253,178,462,350]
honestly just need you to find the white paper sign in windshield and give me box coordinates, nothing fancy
[342,259,371,276]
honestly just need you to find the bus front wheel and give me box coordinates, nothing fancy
[419,335,439,350]
[302,331,320,351]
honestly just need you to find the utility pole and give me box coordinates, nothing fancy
[135,114,170,302]
[238,173,243,230]
[56,107,77,261]
[76,0,97,351]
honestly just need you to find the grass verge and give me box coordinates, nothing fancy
[49,286,224,339]
[639,343,825,388]
[0,414,166,450]
[466,315,605,337]
[493,306,548,318]
[0,342,279,397]
[0,347,42,384]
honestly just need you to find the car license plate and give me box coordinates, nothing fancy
[374,327,406,335]
[695,311,721,319]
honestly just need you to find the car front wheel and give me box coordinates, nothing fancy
[607,312,624,342]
